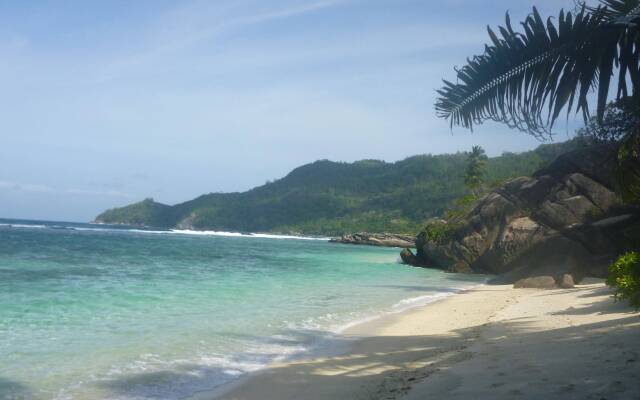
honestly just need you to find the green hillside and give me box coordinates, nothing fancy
[95,139,585,235]
[96,198,173,227]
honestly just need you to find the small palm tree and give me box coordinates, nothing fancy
[436,0,640,202]
[464,145,487,197]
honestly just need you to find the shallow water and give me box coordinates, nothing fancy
[0,219,484,400]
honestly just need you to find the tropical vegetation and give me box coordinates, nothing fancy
[607,251,640,309]
[435,0,640,204]
[463,145,488,197]
[435,0,640,306]
[96,139,584,235]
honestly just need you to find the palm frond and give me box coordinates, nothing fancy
[436,0,640,137]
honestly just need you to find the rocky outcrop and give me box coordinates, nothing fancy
[402,144,640,285]
[400,248,424,265]
[331,233,416,248]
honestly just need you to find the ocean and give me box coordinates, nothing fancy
[0,219,484,400]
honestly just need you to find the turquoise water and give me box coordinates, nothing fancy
[0,219,484,400]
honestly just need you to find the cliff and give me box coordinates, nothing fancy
[401,144,640,285]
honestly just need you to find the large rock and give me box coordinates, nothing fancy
[402,145,640,283]
[400,249,422,266]
[330,233,415,248]
[556,274,575,289]
[513,276,557,289]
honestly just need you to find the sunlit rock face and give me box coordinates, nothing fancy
[404,144,640,284]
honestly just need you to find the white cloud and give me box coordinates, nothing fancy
[91,0,349,83]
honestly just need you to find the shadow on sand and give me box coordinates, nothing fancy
[96,291,639,400]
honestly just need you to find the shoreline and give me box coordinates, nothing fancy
[187,282,485,400]
[202,283,506,400]
[210,279,640,400]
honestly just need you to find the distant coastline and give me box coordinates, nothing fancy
[94,139,583,236]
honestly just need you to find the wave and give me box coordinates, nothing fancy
[333,284,485,334]
[63,335,315,400]
[1,221,329,241]
[170,230,329,241]
[51,286,482,400]
[130,228,330,241]
[0,223,47,229]
[76,286,482,400]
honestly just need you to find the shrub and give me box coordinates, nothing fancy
[444,194,478,221]
[606,251,640,310]
[423,220,461,245]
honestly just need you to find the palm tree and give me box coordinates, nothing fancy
[436,0,640,202]
[464,145,488,197]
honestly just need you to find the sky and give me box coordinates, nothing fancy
[0,0,583,222]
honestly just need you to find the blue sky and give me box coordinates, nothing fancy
[1,0,580,221]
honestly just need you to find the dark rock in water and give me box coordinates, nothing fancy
[402,144,640,283]
[330,233,415,248]
[400,248,428,267]
[514,276,558,289]
[556,273,575,289]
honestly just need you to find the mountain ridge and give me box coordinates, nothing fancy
[95,139,585,235]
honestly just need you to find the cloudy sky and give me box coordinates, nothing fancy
[1,0,580,221]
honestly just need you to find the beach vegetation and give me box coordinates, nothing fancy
[434,1,640,310]
[607,251,640,310]
[423,219,462,244]
[421,146,494,245]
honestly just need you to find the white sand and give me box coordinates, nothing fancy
[213,280,640,400]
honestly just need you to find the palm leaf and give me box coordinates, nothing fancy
[436,0,640,137]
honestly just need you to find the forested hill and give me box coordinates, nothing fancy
[95,139,584,235]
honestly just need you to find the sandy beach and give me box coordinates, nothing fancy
[214,280,640,400]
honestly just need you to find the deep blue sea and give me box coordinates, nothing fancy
[0,218,484,400]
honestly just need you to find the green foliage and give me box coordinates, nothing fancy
[96,198,173,227]
[464,146,487,195]
[606,251,640,310]
[616,131,640,205]
[423,219,461,245]
[577,101,640,206]
[444,194,478,222]
[577,99,640,143]
[275,211,423,237]
[95,140,584,235]
[436,1,640,137]
[435,0,640,214]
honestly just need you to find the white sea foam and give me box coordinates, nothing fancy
[245,232,329,241]
[1,221,330,241]
[0,223,47,229]
[84,224,329,240]
[51,285,482,400]
[334,284,485,334]
[69,337,314,400]
[75,289,476,400]
[169,229,329,241]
